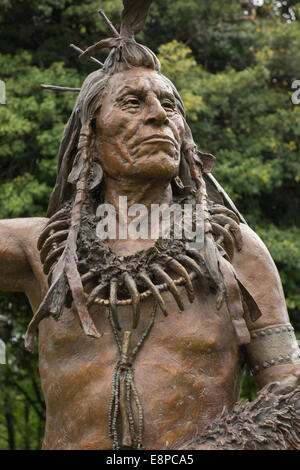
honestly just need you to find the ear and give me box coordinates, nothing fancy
[196,150,216,173]
[88,162,103,191]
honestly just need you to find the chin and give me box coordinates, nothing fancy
[130,153,179,180]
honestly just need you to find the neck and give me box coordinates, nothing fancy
[101,175,173,256]
[104,175,173,209]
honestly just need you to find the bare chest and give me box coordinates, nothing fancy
[38,286,242,449]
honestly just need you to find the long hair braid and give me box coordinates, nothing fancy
[25,122,100,352]
[63,124,100,334]
[184,145,226,308]
[184,143,257,344]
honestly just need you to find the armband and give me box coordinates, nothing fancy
[245,323,300,374]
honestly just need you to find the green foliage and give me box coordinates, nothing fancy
[0,174,49,218]
[158,41,204,120]
[240,368,259,402]
[256,224,300,330]
[0,53,83,217]
[0,293,45,450]
[0,0,299,448]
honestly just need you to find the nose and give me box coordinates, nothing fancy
[144,96,169,126]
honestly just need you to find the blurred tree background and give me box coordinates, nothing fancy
[0,0,299,449]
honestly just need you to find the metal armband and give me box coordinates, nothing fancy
[245,323,300,374]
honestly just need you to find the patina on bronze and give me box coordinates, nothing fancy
[0,0,299,450]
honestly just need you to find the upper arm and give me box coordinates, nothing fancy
[232,224,300,387]
[232,223,289,329]
[0,218,48,307]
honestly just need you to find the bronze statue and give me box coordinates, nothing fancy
[0,1,299,450]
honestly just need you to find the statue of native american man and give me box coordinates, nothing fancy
[0,1,299,450]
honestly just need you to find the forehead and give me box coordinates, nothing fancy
[104,68,175,100]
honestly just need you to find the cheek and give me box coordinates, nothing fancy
[96,110,138,144]
[96,113,118,140]
[170,115,185,141]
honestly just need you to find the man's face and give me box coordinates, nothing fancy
[95,68,185,181]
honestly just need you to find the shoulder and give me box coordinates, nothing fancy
[0,217,48,245]
[0,216,48,231]
[233,223,279,277]
[0,218,49,310]
[0,217,48,275]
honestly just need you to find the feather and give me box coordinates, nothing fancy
[25,271,67,352]
[204,236,226,309]
[236,279,262,323]
[205,173,248,225]
[219,258,251,346]
[120,0,153,38]
[80,38,120,64]
[65,253,100,338]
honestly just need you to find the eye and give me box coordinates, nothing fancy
[124,97,140,107]
[120,96,141,113]
[162,100,175,112]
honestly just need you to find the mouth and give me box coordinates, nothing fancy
[141,134,177,147]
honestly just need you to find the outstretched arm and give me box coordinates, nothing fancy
[232,224,300,389]
[0,218,48,311]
